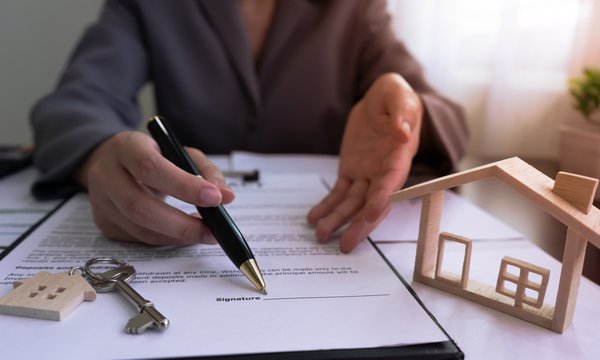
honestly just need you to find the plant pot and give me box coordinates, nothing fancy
[559,117,600,200]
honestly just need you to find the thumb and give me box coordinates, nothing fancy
[385,79,423,143]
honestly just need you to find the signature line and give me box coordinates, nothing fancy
[263,294,390,301]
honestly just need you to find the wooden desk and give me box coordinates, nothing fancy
[457,156,600,285]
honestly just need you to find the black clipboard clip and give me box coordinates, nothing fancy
[223,170,261,187]
[0,145,33,179]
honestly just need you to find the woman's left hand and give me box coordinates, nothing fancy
[307,73,423,252]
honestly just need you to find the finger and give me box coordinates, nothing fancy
[110,200,213,246]
[339,219,371,253]
[88,183,137,242]
[396,101,423,142]
[190,213,218,244]
[186,147,235,204]
[383,78,422,142]
[339,205,391,253]
[306,177,352,225]
[314,179,369,242]
[90,184,210,245]
[117,134,223,207]
[389,108,417,142]
[104,208,209,246]
[364,154,411,222]
[100,163,214,245]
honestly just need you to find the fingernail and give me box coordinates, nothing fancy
[316,229,329,242]
[401,121,412,136]
[200,188,222,206]
[213,179,232,195]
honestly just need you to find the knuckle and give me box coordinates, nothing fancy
[112,131,135,150]
[174,176,196,200]
[88,163,108,186]
[131,153,162,179]
[92,214,129,242]
[89,196,111,232]
[177,221,199,243]
[92,214,111,235]
[134,227,163,245]
[123,197,149,225]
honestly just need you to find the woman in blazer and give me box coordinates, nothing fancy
[31,0,468,252]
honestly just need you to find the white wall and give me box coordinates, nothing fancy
[0,1,152,146]
[0,0,104,144]
[1,1,157,146]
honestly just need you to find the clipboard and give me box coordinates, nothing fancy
[0,183,463,359]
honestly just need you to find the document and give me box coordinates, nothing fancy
[0,168,60,247]
[230,152,522,243]
[231,151,338,177]
[0,173,449,360]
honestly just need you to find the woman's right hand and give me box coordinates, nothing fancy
[75,131,234,245]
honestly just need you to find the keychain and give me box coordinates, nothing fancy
[0,257,169,334]
[72,257,170,334]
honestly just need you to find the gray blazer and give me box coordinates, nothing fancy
[31,0,468,199]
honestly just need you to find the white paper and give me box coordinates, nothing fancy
[229,152,522,243]
[206,154,231,172]
[0,168,60,247]
[0,157,230,249]
[370,190,524,242]
[0,174,447,360]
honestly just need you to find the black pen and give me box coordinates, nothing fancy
[147,116,267,294]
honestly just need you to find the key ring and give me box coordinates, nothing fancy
[81,258,137,293]
[83,257,130,282]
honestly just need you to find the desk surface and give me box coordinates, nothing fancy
[379,240,599,360]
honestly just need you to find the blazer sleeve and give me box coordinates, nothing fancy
[354,0,469,176]
[30,0,148,199]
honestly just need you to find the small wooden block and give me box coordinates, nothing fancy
[552,172,598,214]
[0,272,96,321]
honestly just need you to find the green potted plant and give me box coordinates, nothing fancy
[559,67,600,199]
[569,68,600,124]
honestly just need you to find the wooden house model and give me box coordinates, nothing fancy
[390,157,599,333]
[0,271,96,321]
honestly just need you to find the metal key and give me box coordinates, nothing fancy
[83,258,170,334]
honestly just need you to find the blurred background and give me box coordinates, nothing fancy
[2,0,599,160]
[390,0,600,160]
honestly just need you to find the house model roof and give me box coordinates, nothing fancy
[390,157,600,249]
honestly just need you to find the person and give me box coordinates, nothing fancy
[30,0,468,253]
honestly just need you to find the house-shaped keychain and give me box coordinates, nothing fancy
[0,271,96,321]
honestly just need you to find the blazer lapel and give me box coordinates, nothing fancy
[197,0,260,109]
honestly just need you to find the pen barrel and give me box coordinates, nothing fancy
[147,116,257,269]
[147,118,200,175]
[198,205,255,268]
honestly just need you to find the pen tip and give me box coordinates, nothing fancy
[260,288,268,295]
